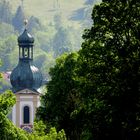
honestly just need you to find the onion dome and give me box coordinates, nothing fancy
[10,60,43,92]
[10,20,43,92]
[18,29,34,46]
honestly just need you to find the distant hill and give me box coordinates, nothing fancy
[0,0,102,92]
[9,0,85,22]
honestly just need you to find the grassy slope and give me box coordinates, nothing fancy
[9,0,84,22]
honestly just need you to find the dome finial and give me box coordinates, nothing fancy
[18,19,34,45]
[24,19,28,29]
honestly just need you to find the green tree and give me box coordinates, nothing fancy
[0,23,15,38]
[53,14,81,58]
[27,125,66,140]
[0,35,17,71]
[12,6,25,32]
[78,0,140,139]
[27,16,42,33]
[35,0,140,139]
[36,53,81,139]
[52,27,72,58]
[0,90,28,140]
[0,0,13,24]
[53,14,62,30]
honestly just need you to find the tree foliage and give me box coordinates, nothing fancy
[0,0,13,24]
[78,0,140,139]
[27,126,66,140]
[0,77,66,139]
[53,27,72,58]
[36,53,82,139]
[0,90,28,140]
[12,6,25,32]
[37,0,140,139]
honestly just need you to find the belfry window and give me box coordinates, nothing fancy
[23,106,30,124]
[24,48,28,58]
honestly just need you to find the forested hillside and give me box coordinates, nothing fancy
[1,0,140,140]
[0,0,101,92]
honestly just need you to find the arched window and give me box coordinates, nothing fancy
[23,106,30,124]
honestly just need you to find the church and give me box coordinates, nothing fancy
[10,22,43,131]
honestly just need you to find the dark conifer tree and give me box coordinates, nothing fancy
[0,0,13,24]
[12,6,25,32]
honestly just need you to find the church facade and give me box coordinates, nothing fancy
[10,25,43,130]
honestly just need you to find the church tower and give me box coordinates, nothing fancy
[10,21,43,130]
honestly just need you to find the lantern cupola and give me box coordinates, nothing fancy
[10,20,43,92]
[18,20,34,60]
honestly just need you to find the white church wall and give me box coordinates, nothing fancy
[12,105,16,125]
[20,101,33,126]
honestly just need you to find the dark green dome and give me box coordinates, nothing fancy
[18,29,34,46]
[10,27,43,92]
[10,60,43,92]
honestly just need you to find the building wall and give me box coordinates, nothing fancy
[12,91,40,128]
